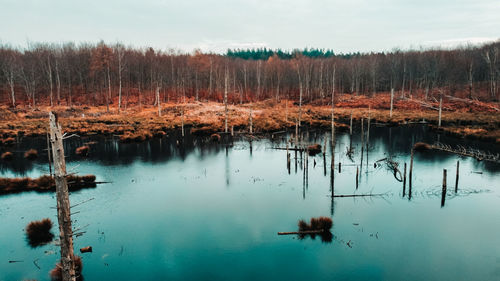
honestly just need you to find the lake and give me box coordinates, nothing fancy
[1,125,499,281]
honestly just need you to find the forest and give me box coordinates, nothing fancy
[0,40,498,110]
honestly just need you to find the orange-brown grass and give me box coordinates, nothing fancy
[75,145,89,156]
[25,218,54,247]
[24,149,38,160]
[1,137,15,146]
[298,217,333,232]
[0,174,96,195]
[50,255,83,281]
[307,144,322,155]
[0,96,498,144]
[1,151,13,160]
[297,217,333,243]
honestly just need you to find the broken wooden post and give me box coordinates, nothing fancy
[360,117,364,169]
[49,112,76,281]
[409,148,414,190]
[455,161,459,193]
[366,108,371,152]
[356,166,359,189]
[322,153,327,176]
[441,169,447,207]
[46,133,52,176]
[323,136,327,157]
[438,94,443,127]
[294,146,298,173]
[338,162,341,173]
[403,162,407,196]
[286,143,291,173]
[349,112,353,150]
[331,106,335,145]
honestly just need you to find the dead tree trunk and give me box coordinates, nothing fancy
[49,112,76,281]
[156,86,161,117]
[224,68,229,133]
[390,88,394,118]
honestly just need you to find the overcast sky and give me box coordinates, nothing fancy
[1,0,499,53]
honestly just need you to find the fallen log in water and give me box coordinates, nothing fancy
[333,193,387,198]
[278,230,324,235]
[0,174,99,195]
[414,142,500,163]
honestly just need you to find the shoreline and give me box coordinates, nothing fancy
[0,97,499,145]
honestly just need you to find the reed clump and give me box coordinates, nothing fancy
[1,137,15,146]
[75,145,89,156]
[298,217,333,232]
[50,255,83,281]
[297,217,333,243]
[307,144,322,155]
[25,218,54,247]
[1,151,13,160]
[24,149,38,160]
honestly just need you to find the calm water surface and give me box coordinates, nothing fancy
[0,125,499,281]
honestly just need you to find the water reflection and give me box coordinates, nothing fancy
[1,125,500,281]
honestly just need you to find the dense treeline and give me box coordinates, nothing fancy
[0,40,498,110]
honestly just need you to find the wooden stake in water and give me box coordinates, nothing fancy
[409,148,414,190]
[366,108,371,152]
[403,162,407,196]
[49,112,76,281]
[441,169,447,207]
[338,162,341,173]
[356,166,359,189]
[323,136,327,157]
[360,117,364,169]
[349,112,353,150]
[455,161,459,193]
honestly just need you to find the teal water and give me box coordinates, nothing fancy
[1,126,499,281]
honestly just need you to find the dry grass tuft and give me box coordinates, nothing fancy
[26,218,54,247]
[24,149,38,160]
[307,144,322,155]
[298,216,333,232]
[1,151,13,160]
[75,146,89,156]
